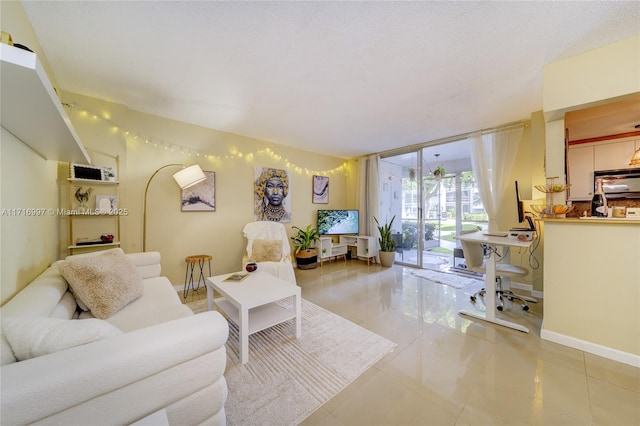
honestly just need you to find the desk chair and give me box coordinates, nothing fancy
[460,239,536,311]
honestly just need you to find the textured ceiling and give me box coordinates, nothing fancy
[20,1,640,159]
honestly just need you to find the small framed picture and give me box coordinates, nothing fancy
[181,171,215,211]
[95,195,118,213]
[313,175,329,204]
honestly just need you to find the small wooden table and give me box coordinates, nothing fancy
[183,255,212,299]
[206,271,301,364]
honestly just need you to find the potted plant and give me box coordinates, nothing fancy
[433,165,445,179]
[374,216,396,267]
[291,225,320,269]
[402,223,416,249]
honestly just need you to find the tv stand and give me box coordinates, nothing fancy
[319,235,377,265]
[319,237,347,265]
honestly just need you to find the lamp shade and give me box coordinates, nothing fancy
[173,164,206,189]
[630,148,640,166]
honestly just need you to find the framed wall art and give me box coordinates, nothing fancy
[181,171,215,211]
[95,195,118,213]
[312,175,329,204]
[254,167,291,222]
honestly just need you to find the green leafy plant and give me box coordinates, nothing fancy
[291,225,319,254]
[374,216,396,252]
[425,222,436,241]
[433,165,445,177]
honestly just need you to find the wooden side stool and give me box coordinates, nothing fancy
[184,254,212,299]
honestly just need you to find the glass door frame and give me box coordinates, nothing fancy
[379,149,424,268]
[380,138,476,270]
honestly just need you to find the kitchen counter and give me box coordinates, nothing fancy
[541,217,640,224]
[541,219,639,367]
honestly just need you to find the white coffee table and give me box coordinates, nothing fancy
[205,271,301,364]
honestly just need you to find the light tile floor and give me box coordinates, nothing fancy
[182,261,639,425]
[293,261,640,426]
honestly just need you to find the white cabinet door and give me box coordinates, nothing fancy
[567,145,594,200]
[594,139,636,171]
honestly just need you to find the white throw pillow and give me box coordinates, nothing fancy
[58,249,143,319]
[1,317,122,361]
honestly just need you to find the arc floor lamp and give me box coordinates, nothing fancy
[143,164,206,251]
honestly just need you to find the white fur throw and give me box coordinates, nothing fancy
[251,239,283,262]
[58,250,143,319]
[1,317,122,361]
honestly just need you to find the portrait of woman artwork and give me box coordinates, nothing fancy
[313,175,329,204]
[254,167,292,222]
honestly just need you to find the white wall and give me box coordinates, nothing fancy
[0,129,60,303]
[0,1,64,304]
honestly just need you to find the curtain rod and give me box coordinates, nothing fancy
[480,119,529,135]
[375,118,529,159]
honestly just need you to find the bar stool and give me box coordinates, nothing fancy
[183,254,212,299]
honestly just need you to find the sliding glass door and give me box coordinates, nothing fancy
[378,151,420,267]
[380,138,487,270]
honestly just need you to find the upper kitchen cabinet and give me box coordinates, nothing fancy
[594,138,637,170]
[567,144,595,200]
[0,43,90,164]
[565,95,640,200]
[567,136,640,200]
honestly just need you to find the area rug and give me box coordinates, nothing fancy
[187,298,397,426]
[409,268,483,289]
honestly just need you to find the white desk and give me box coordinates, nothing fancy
[457,231,532,333]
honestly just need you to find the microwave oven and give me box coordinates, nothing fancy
[594,169,640,199]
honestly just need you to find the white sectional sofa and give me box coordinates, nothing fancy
[0,248,229,425]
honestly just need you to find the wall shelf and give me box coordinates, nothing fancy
[68,242,121,250]
[68,178,120,185]
[0,43,90,164]
[67,156,121,254]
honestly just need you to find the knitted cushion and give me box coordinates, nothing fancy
[58,249,143,319]
[250,239,283,262]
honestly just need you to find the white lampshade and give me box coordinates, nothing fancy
[173,164,206,189]
[630,148,640,166]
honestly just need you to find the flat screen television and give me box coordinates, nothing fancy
[317,209,359,235]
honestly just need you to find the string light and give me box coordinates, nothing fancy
[63,102,348,176]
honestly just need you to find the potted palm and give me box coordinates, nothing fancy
[291,225,320,269]
[374,216,396,267]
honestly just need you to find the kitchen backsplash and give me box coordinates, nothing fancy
[567,199,640,218]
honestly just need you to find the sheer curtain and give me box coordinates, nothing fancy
[470,126,524,232]
[356,154,380,236]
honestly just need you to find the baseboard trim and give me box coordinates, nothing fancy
[510,281,544,300]
[540,326,640,368]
